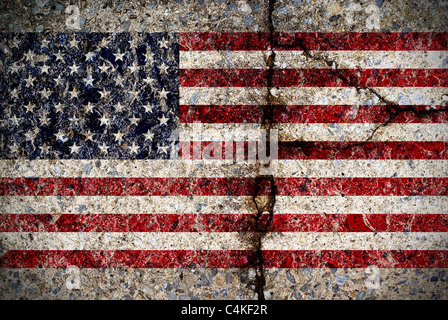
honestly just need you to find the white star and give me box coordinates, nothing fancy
[24,75,35,87]
[143,130,154,141]
[9,63,21,74]
[115,76,125,87]
[69,37,79,48]
[159,88,169,99]
[113,131,125,142]
[158,114,169,125]
[68,88,79,99]
[157,143,169,154]
[159,62,169,74]
[53,75,64,87]
[98,143,109,153]
[54,103,63,113]
[83,130,94,141]
[128,38,139,49]
[85,102,95,113]
[158,38,169,49]
[54,51,64,62]
[10,114,22,126]
[40,64,50,74]
[127,89,139,99]
[144,51,154,63]
[10,88,19,99]
[40,88,51,99]
[84,74,94,86]
[142,103,153,113]
[69,63,80,75]
[39,112,50,126]
[54,131,68,142]
[114,102,125,112]
[85,51,96,62]
[128,63,138,74]
[114,51,125,62]
[40,38,50,48]
[9,143,20,154]
[39,144,50,155]
[23,51,35,62]
[129,115,140,126]
[128,142,140,155]
[24,130,37,141]
[99,114,110,126]
[11,38,21,49]
[99,37,110,48]
[99,88,109,99]
[39,54,49,63]
[98,63,110,73]
[143,77,155,86]
[24,101,35,113]
[70,143,81,154]
[69,115,80,122]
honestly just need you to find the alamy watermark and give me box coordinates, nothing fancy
[167,123,278,175]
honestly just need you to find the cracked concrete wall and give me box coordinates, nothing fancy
[1,0,448,300]
[1,0,447,33]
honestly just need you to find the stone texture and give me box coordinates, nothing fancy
[1,0,447,301]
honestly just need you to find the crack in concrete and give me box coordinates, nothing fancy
[269,32,448,141]
[248,0,448,300]
[249,0,277,301]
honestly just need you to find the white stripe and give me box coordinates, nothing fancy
[1,232,446,250]
[275,123,448,141]
[262,232,448,250]
[179,123,262,141]
[179,123,448,141]
[275,196,448,214]
[180,50,448,69]
[0,232,248,250]
[0,160,257,178]
[2,160,446,178]
[180,87,448,105]
[0,196,254,214]
[272,160,448,178]
[1,195,446,214]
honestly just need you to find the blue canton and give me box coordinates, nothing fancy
[0,32,179,159]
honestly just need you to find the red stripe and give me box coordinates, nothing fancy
[0,214,255,232]
[279,141,448,160]
[269,214,448,232]
[179,105,262,123]
[180,105,448,123]
[0,177,268,196]
[272,105,448,123]
[262,250,448,268]
[1,177,446,196]
[275,177,448,196]
[179,32,269,51]
[0,250,251,268]
[179,32,448,51]
[2,213,447,232]
[178,141,448,160]
[1,250,446,268]
[180,69,448,87]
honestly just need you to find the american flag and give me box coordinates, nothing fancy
[0,31,447,292]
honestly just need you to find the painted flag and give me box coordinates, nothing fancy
[1,31,448,298]
[178,32,448,269]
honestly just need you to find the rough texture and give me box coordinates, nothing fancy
[1,0,448,301]
[1,0,447,33]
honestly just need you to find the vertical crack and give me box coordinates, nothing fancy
[249,0,277,301]
[244,0,448,302]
